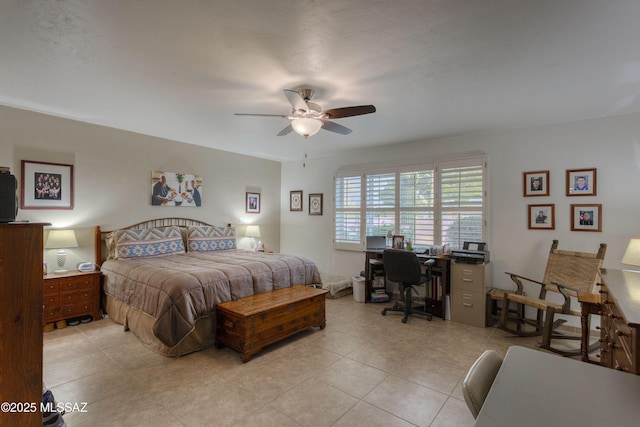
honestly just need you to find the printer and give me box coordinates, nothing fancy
[451,241,490,264]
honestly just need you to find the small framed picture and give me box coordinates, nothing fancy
[571,204,602,232]
[392,235,405,249]
[246,192,260,214]
[566,168,596,196]
[528,204,555,230]
[21,160,74,210]
[523,170,549,197]
[309,193,323,215]
[290,190,303,211]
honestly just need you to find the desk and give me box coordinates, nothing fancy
[474,346,640,427]
[595,268,640,374]
[364,250,450,318]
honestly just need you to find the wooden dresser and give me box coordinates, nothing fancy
[0,222,48,426]
[597,268,640,374]
[44,270,101,324]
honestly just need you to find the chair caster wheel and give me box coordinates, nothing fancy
[381,309,387,315]
[402,317,408,323]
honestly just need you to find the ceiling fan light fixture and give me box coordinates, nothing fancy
[291,117,322,138]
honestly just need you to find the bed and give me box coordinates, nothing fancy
[94,218,322,356]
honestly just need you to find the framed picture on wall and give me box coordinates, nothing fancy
[309,193,323,215]
[571,204,602,232]
[566,168,597,196]
[528,204,555,230]
[290,190,303,211]
[151,171,202,207]
[21,160,74,210]
[523,170,549,197]
[246,192,260,214]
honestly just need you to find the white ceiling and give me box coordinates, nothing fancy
[2,0,640,162]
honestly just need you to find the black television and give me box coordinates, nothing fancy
[0,168,18,222]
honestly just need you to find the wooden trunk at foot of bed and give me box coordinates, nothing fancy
[215,286,328,362]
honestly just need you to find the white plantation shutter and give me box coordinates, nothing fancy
[365,170,396,237]
[334,156,487,251]
[334,171,363,249]
[399,165,435,246]
[440,159,485,249]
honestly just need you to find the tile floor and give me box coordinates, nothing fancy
[44,296,552,427]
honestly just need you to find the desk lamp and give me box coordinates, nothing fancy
[45,229,78,273]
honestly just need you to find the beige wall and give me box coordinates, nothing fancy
[0,105,281,269]
[281,111,640,294]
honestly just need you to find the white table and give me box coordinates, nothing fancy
[474,346,640,427]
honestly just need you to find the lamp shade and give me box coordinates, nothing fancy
[45,229,78,249]
[291,118,322,138]
[245,225,261,238]
[622,238,640,267]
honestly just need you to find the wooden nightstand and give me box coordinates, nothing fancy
[44,270,102,326]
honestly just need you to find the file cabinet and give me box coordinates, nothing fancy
[451,261,490,327]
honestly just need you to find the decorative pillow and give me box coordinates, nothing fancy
[187,225,236,252]
[113,226,185,258]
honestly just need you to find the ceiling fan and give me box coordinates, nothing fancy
[234,88,376,138]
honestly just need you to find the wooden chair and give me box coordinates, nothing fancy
[499,240,606,356]
[462,350,503,419]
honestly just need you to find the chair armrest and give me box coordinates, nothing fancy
[550,281,580,314]
[504,272,545,295]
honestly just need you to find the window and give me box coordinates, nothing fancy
[334,156,487,251]
[334,172,362,249]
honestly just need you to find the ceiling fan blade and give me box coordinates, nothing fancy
[234,113,288,117]
[322,105,376,119]
[283,89,309,113]
[277,124,294,136]
[321,120,352,135]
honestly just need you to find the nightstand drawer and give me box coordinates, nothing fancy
[59,292,77,304]
[44,294,60,306]
[43,306,60,322]
[43,271,102,325]
[59,280,78,292]
[60,304,77,318]
[44,281,60,295]
[76,302,93,314]
[76,289,93,303]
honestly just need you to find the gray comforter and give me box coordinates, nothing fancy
[101,250,322,347]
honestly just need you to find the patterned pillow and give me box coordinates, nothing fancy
[113,226,185,258]
[187,225,236,252]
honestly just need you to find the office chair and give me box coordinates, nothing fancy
[381,248,434,323]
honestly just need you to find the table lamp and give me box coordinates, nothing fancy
[622,238,640,271]
[245,225,261,250]
[45,229,78,273]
